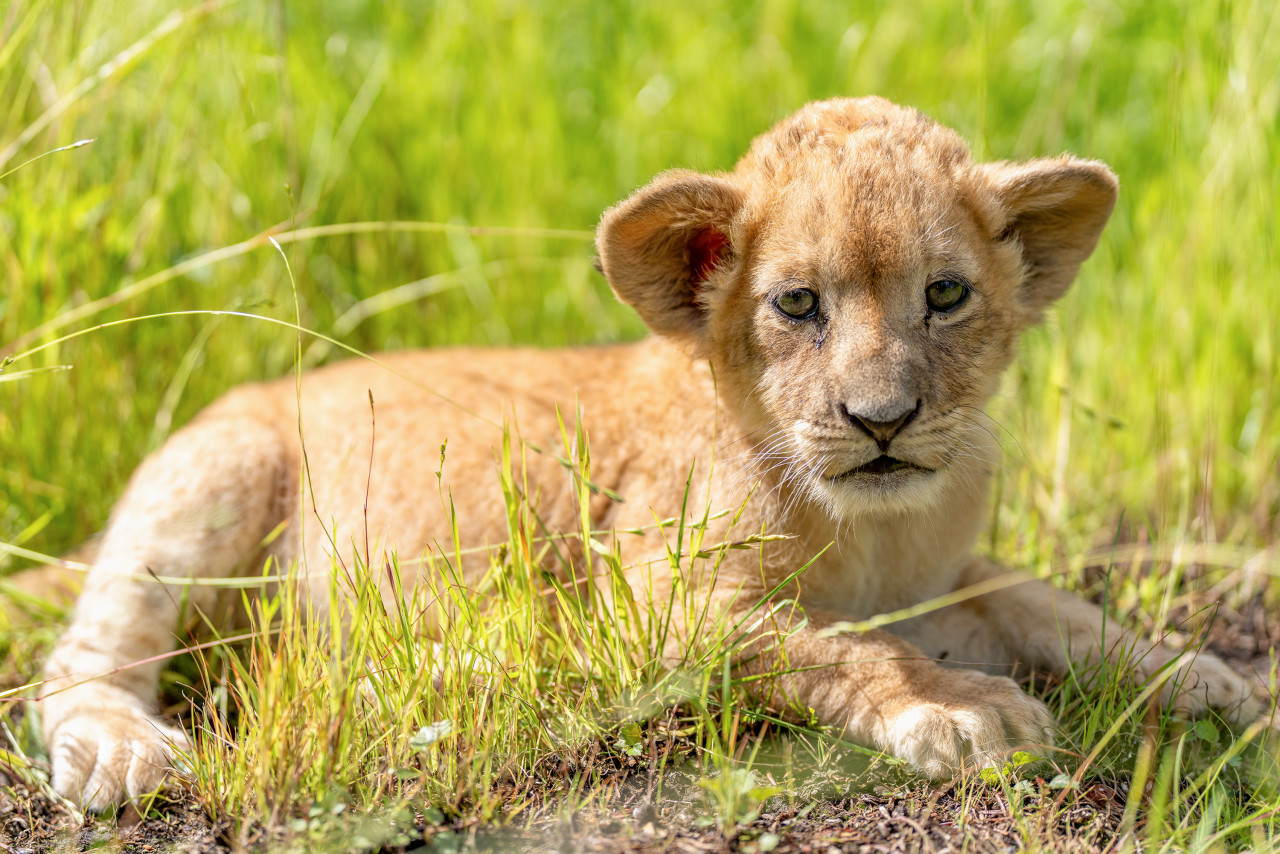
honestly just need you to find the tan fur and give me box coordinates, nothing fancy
[37,98,1265,810]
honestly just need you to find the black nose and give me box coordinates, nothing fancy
[840,399,921,449]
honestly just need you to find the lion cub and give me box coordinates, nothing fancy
[38,97,1264,810]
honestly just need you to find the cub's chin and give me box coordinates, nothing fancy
[814,455,948,515]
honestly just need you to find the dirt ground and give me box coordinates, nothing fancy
[0,774,1137,854]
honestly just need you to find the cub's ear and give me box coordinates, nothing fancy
[978,157,1118,313]
[596,169,744,341]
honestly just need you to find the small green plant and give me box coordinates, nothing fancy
[698,766,780,835]
[977,749,1039,788]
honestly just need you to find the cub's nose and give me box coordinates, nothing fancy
[840,399,921,448]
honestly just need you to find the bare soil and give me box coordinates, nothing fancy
[0,776,1136,854]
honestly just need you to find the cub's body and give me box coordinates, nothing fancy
[147,338,982,619]
[37,98,1264,810]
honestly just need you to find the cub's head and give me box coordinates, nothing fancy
[597,97,1116,515]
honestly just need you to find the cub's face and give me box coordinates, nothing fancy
[599,97,1117,516]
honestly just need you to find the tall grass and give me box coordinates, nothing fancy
[176,421,809,847]
[2,0,1278,849]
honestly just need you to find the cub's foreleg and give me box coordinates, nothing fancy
[40,414,293,810]
[895,558,1267,723]
[722,597,1056,777]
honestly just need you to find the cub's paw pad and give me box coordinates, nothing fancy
[48,708,189,812]
[884,671,1055,778]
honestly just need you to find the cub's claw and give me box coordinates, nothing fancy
[47,707,189,812]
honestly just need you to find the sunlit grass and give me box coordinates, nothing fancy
[2,0,1278,850]
[160,419,810,847]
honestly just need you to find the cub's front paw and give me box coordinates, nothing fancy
[879,669,1055,778]
[46,706,189,812]
[1146,647,1265,723]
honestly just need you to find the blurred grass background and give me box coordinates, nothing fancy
[1,0,1276,627]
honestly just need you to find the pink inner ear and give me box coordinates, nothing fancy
[688,227,730,285]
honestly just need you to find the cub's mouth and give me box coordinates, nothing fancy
[834,455,934,479]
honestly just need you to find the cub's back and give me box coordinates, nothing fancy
[192,339,722,585]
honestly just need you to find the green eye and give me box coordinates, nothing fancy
[775,288,818,320]
[925,279,969,312]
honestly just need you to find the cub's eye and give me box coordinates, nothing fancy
[925,279,969,313]
[775,288,818,320]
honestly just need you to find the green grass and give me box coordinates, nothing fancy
[1,0,1278,850]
